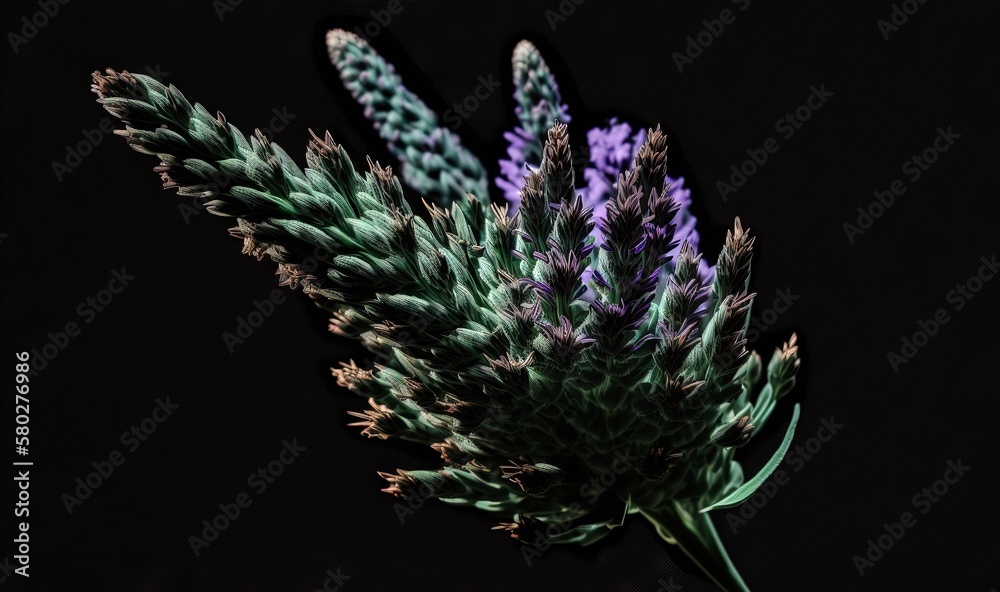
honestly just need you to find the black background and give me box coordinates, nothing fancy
[2,1,998,590]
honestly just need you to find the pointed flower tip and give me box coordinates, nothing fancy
[513,39,539,61]
[778,334,800,360]
[326,28,360,45]
[711,415,755,449]
[90,68,140,101]
[307,128,338,152]
[732,216,749,236]
[326,28,367,58]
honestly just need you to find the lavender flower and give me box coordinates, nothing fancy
[92,30,803,592]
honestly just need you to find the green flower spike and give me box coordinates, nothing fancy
[326,30,490,234]
[91,43,802,591]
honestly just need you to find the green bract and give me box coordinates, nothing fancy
[91,33,801,591]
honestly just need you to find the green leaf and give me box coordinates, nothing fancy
[641,501,751,592]
[699,403,800,513]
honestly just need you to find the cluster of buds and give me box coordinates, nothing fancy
[91,30,803,592]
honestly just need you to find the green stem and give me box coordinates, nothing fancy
[640,501,751,592]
